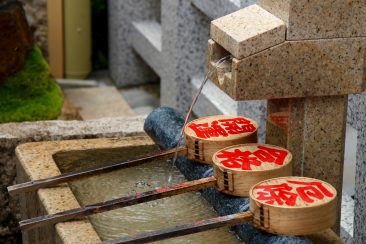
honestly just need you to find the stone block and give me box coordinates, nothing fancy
[0,0,33,84]
[211,4,286,59]
[208,37,366,100]
[258,0,366,40]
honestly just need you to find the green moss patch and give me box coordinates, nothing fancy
[0,45,64,123]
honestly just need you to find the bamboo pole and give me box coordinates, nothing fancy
[8,146,187,195]
[102,212,253,244]
[19,176,217,231]
[102,177,338,243]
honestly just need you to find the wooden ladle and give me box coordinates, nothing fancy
[104,176,337,244]
[18,143,292,231]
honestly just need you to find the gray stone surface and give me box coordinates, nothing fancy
[0,116,146,241]
[108,0,160,86]
[131,21,162,76]
[64,87,136,119]
[191,77,239,116]
[341,193,354,243]
[120,88,160,111]
[160,0,211,110]
[192,0,253,20]
[348,93,366,243]
[144,107,311,243]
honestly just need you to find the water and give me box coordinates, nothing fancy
[171,55,231,178]
[55,145,241,243]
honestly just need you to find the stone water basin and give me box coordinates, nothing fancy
[16,136,241,243]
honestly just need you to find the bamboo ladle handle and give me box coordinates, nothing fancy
[103,211,254,244]
[8,146,187,195]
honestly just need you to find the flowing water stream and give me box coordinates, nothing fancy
[55,145,241,243]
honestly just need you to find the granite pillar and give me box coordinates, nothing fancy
[266,96,348,233]
[108,0,160,86]
[348,93,366,243]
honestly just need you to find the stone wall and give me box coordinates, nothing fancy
[21,0,48,58]
[0,116,146,243]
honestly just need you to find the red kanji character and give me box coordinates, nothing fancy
[252,149,276,163]
[216,149,262,170]
[257,145,288,165]
[287,180,334,203]
[188,121,228,139]
[218,117,256,135]
[255,183,298,206]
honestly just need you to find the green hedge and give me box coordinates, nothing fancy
[0,45,64,123]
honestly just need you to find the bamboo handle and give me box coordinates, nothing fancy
[103,211,254,244]
[19,176,217,231]
[8,146,187,195]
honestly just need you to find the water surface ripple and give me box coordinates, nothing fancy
[56,147,241,243]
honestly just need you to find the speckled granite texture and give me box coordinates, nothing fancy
[264,96,348,234]
[348,93,366,243]
[144,107,342,243]
[340,193,354,244]
[208,37,366,100]
[108,0,160,86]
[258,0,366,40]
[211,4,286,59]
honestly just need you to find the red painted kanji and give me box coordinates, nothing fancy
[216,146,288,170]
[287,180,334,203]
[218,117,256,135]
[188,121,228,139]
[188,117,256,139]
[255,183,298,206]
[217,149,262,170]
[254,180,334,206]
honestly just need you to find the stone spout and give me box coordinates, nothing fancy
[207,3,366,101]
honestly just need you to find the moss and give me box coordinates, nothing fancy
[0,45,64,123]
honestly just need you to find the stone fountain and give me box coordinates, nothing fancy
[11,1,366,243]
[207,0,366,234]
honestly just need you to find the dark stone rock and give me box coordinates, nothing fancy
[144,107,311,244]
[0,0,33,84]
